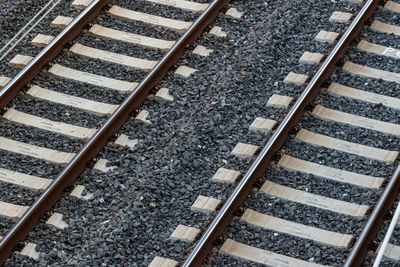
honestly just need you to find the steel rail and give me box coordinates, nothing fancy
[0,0,113,107]
[0,0,63,62]
[373,195,400,267]
[0,0,229,264]
[183,0,380,265]
[0,0,59,57]
[345,165,400,266]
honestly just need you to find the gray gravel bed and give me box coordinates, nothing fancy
[300,114,400,151]
[0,45,42,78]
[284,137,395,177]
[0,183,37,206]
[119,96,270,144]
[345,48,400,73]
[390,223,400,246]
[33,73,128,105]
[258,106,289,122]
[0,0,79,46]
[267,167,381,205]
[203,249,265,267]
[0,217,15,237]
[104,119,254,201]
[243,189,365,234]
[10,96,106,129]
[331,69,400,98]
[203,1,394,265]
[5,254,36,267]
[0,150,63,178]
[389,225,400,246]
[360,28,400,50]
[318,91,400,125]
[1,67,15,80]
[0,119,84,153]
[22,169,214,266]
[112,105,269,179]
[77,35,166,61]
[177,45,228,70]
[53,52,148,83]
[0,0,80,77]
[115,0,201,21]
[362,256,398,267]
[1,51,39,79]
[0,147,56,233]
[168,4,358,99]
[218,217,347,265]
[97,13,181,41]
[286,61,320,78]
[2,0,371,265]
[0,0,189,79]
[375,7,400,26]
[211,179,386,266]
[0,0,44,46]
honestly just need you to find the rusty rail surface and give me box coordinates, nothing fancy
[183,0,380,266]
[0,0,230,264]
[344,164,400,266]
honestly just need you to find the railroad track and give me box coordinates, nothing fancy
[0,0,399,266]
[183,0,400,266]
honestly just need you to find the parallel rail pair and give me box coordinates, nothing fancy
[184,0,399,266]
[0,0,230,264]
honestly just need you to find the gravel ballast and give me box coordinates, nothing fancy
[0,0,80,78]
[2,0,400,266]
